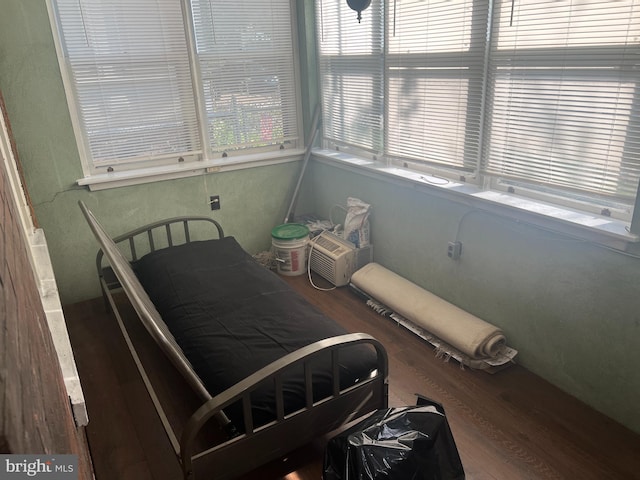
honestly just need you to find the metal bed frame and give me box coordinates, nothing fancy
[79,201,389,480]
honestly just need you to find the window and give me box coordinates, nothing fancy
[48,0,300,181]
[317,0,640,228]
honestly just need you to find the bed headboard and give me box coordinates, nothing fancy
[94,211,224,268]
[78,201,214,400]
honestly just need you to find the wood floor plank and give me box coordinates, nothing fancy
[64,273,640,480]
[282,274,640,480]
[65,300,157,479]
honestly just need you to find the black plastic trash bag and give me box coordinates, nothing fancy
[323,396,465,480]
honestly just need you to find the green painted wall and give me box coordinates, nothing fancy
[0,0,309,304]
[305,159,640,434]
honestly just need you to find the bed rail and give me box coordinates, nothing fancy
[79,201,215,402]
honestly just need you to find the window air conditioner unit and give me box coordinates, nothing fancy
[309,231,373,287]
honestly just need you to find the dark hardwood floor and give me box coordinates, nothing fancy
[64,273,640,480]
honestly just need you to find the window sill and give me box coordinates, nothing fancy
[77,149,305,191]
[312,149,639,250]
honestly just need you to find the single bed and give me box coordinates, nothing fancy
[78,201,388,480]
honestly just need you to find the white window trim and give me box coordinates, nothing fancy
[46,0,304,190]
[1,102,88,426]
[315,0,640,246]
[77,148,305,191]
[313,148,639,249]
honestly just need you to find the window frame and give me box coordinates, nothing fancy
[315,0,640,244]
[46,0,304,190]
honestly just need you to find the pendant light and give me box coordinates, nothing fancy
[347,0,371,23]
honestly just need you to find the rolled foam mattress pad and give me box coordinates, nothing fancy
[351,263,505,359]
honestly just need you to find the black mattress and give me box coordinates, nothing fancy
[133,237,377,428]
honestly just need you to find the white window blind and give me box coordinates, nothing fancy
[190,0,300,154]
[317,0,384,154]
[50,0,300,175]
[316,0,640,213]
[484,0,640,201]
[53,0,200,168]
[387,0,488,171]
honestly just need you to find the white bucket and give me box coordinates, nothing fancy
[271,223,309,276]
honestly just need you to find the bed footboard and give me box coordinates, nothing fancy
[182,333,388,480]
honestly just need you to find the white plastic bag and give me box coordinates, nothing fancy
[343,197,371,248]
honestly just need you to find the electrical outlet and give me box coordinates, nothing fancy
[447,241,462,259]
[209,195,220,210]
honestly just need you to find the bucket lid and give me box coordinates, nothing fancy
[271,223,309,240]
